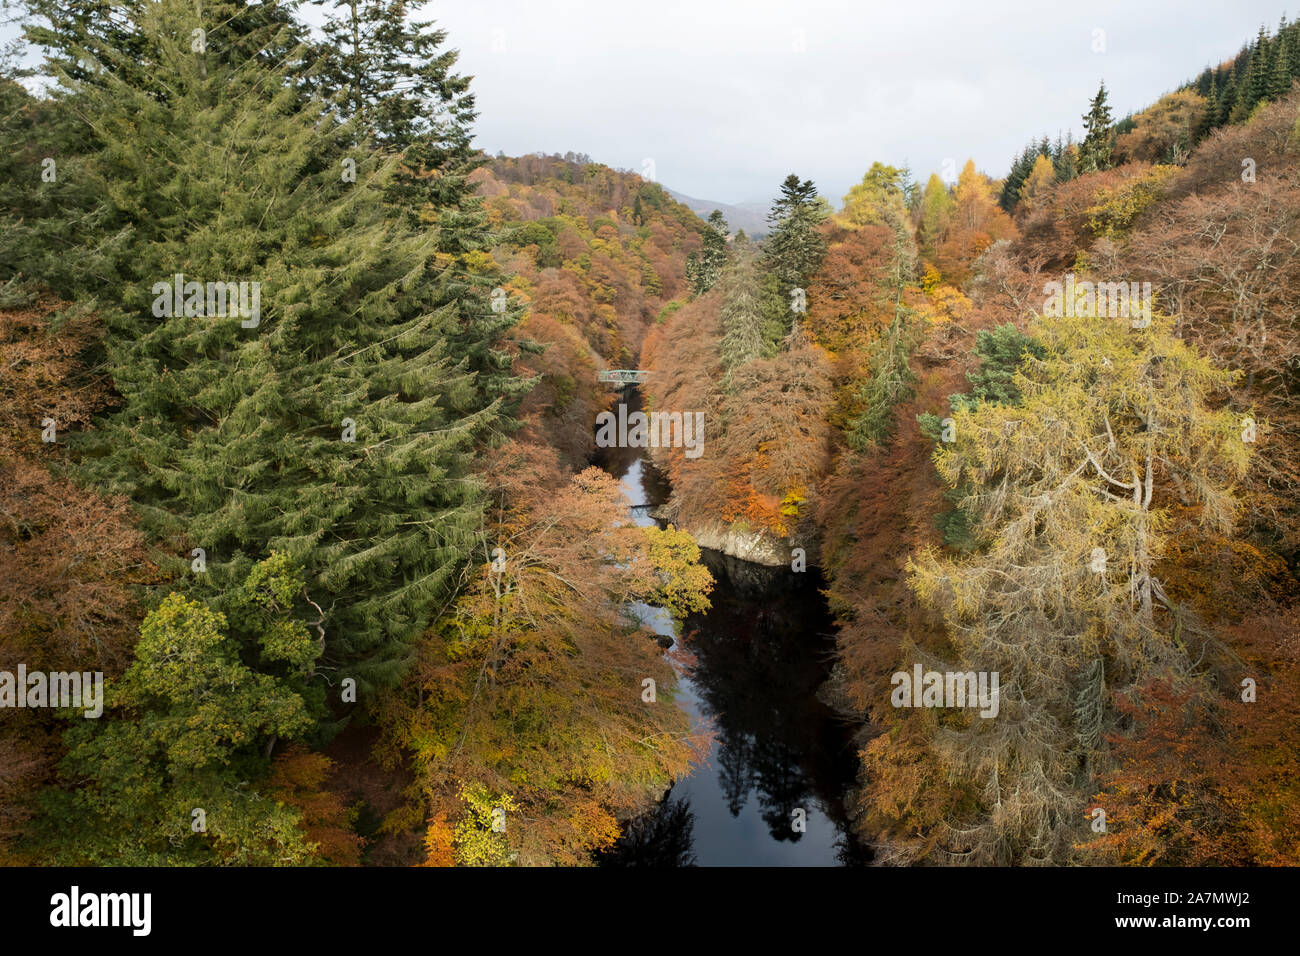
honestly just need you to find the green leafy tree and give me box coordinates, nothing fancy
[34,557,323,865]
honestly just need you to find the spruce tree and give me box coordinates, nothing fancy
[1267,29,1294,99]
[1053,134,1078,183]
[1078,82,1115,173]
[762,174,827,302]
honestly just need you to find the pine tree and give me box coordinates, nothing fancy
[1078,81,1115,173]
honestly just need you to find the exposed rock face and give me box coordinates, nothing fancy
[678,521,790,567]
[649,489,819,570]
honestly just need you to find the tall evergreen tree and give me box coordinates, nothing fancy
[718,238,773,385]
[1078,81,1115,173]
[762,174,827,298]
[1052,133,1078,183]
[50,0,509,693]
[685,209,728,296]
[308,0,528,417]
[1267,27,1295,99]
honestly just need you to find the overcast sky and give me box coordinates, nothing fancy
[6,2,1295,205]
[383,0,1294,205]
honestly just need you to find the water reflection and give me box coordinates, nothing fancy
[665,550,869,866]
[595,416,867,867]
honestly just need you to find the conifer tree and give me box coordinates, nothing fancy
[308,0,528,416]
[718,238,772,384]
[685,209,728,296]
[1078,81,1115,173]
[845,301,918,451]
[763,174,828,293]
[52,0,507,692]
[1053,134,1078,183]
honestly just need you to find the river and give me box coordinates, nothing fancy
[594,398,868,867]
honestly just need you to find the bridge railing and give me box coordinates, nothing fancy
[596,369,651,385]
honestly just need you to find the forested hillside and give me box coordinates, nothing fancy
[643,25,1300,863]
[0,0,711,867]
[1,0,1297,873]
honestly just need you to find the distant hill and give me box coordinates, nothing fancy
[664,188,771,238]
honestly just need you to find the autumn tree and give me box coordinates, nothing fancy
[916,174,955,260]
[384,449,713,866]
[1114,90,1207,165]
[932,160,1017,285]
[838,162,909,229]
[906,311,1250,864]
[1016,154,1057,216]
[0,297,152,860]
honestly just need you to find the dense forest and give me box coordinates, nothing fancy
[645,24,1300,864]
[1,0,1297,870]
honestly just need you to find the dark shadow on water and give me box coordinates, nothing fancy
[598,789,698,867]
[600,549,871,867]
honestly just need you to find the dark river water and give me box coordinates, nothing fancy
[594,402,867,867]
